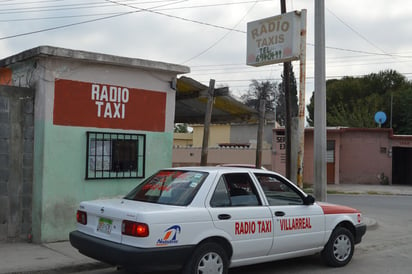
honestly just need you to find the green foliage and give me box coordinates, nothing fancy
[241,66,299,126]
[241,79,277,115]
[277,64,299,126]
[306,70,412,134]
[174,123,189,133]
[392,87,412,134]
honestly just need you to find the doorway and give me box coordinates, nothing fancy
[327,140,335,184]
[392,147,412,185]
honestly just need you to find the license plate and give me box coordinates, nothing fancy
[97,217,113,235]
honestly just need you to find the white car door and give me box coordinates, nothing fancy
[207,172,273,261]
[253,173,325,255]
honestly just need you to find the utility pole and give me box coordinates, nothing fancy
[281,0,292,180]
[200,79,215,166]
[314,0,327,201]
[256,98,266,168]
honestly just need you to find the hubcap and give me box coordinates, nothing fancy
[333,234,351,262]
[197,252,223,274]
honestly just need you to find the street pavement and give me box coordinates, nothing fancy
[1,183,411,274]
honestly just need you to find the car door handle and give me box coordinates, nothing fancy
[218,214,231,220]
[275,211,285,217]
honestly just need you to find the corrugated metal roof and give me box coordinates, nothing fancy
[175,76,258,123]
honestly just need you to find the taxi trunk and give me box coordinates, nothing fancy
[76,198,150,245]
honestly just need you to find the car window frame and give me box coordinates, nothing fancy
[124,169,208,206]
[253,172,306,206]
[210,172,262,208]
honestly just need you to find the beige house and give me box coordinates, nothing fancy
[173,123,274,169]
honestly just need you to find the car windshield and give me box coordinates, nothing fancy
[124,170,208,206]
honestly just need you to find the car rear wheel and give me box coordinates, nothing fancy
[182,242,228,274]
[322,226,354,267]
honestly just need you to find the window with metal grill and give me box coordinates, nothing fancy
[86,132,145,179]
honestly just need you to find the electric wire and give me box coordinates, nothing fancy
[0,0,262,39]
[1,0,411,93]
[0,0,187,40]
[326,8,396,58]
[181,0,259,64]
[2,1,411,61]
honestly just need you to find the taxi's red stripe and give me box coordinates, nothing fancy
[318,203,360,214]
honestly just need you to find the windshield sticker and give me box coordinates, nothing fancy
[156,225,181,246]
[142,184,171,192]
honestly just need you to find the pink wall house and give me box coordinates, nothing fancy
[273,128,412,185]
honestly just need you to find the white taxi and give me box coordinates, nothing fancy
[70,167,366,273]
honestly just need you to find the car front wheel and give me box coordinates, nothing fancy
[182,242,228,274]
[321,226,354,267]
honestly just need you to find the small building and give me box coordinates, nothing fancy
[173,123,274,169]
[272,127,412,185]
[0,46,189,242]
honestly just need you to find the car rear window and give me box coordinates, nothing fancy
[124,170,208,206]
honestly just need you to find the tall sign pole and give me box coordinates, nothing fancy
[246,7,306,180]
[314,0,327,201]
[297,10,307,188]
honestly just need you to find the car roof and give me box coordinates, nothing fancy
[161,166,273,174]
[217,164,267,170]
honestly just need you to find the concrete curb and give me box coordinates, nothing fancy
[325,184,412,196]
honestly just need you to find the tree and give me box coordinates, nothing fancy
[392,87,412,134]
[241,65,299,126]
[276,64,299,126]
[306,70,412,134]
[174,123,189,133]
[241,79,277,118]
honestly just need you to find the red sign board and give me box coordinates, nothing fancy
[53,79,166,131]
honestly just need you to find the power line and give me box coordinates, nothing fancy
[308,43,412,59]
[0,11,136,40]
[0,0,187,40]
[2,0,412,79]
[326,8,390,56]
[0,0,271,14]
[0,0,261,40]
[0,11,125,22]
[2,0,410,62]
[0,1,267,22]
[104,0,247,33]
[0,0,182,14]
[181,0,259,64]
[0,0,64,6]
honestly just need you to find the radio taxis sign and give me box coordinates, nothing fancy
[247,10,304,67]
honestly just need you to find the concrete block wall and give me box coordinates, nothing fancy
[0,86,34,242]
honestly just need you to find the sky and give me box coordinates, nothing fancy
[1,0,412,100]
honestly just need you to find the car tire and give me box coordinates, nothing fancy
[321,226,355,267]
[182,242,228,274]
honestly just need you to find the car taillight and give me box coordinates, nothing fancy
[76,210,87,225]
[122,220,149,237]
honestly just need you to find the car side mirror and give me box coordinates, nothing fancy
[303,195,315,205]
